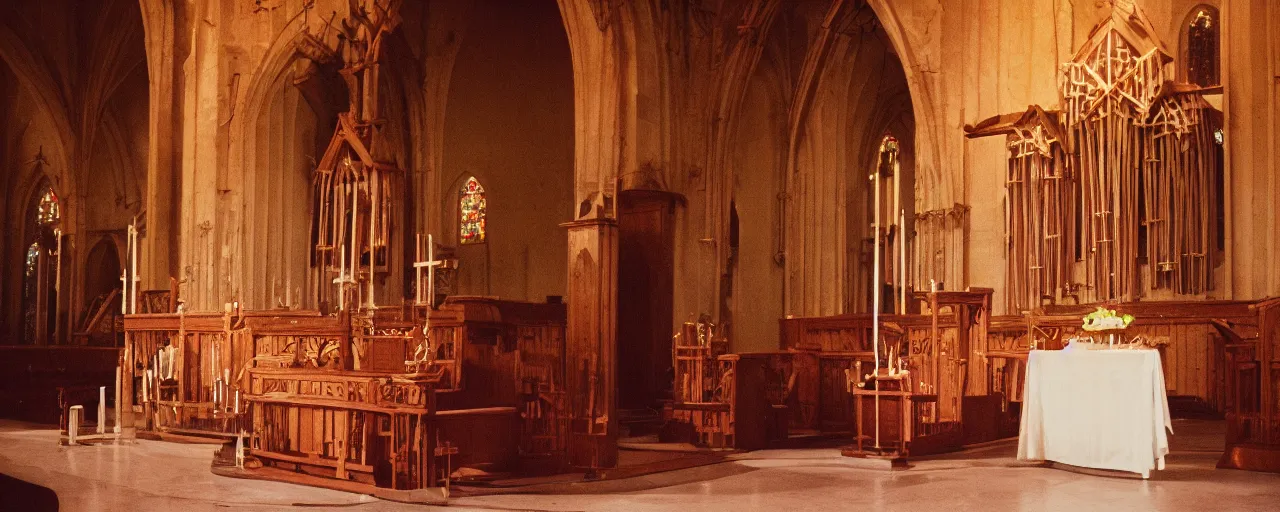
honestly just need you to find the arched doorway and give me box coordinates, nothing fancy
[78,237,122,342]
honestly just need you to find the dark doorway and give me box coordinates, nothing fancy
[82,238,121,307]
[616,190,678,410]
[78,238,123,345]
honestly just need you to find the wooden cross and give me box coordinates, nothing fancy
[413,234,444,307]
[121,222,141,314]
[434,435,459,491]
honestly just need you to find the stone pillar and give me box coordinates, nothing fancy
[140,0,181,291]
[562,218,618,470]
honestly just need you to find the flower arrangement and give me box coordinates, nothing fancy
[1081,306,1134,331]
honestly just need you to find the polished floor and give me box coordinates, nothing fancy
[1,419,1278,511]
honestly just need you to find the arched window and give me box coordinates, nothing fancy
[459,177,487,244]
[1185,6,1220,87]
[23,182,61,344]
[25,243,40,277]
[37,187,60,225]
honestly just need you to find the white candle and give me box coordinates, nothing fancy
[54,229,62,296]
[415,234,422,304]
[114,365,122,434]
[900,209,907,313]
[129,223,139,314]
[892,156,899,313]
[871,169,881,450]
[368,173,377,309]
[427,234,435,307]
[98,386,106,434]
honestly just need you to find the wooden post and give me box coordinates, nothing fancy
[339,309,353,371]
[562,218,619,469]
[68,405,82,444]
[98,386,106,434]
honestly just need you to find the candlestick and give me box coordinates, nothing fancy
[871,168,882,451]
[114,365,122,434]
[415,234,422,304]
[899,209,907,313]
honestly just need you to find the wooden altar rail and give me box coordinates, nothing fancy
[124,310,417,437]
[988,299,1280,472]
[123,313,243,437]
[779,313,976,428]
[1019,300,1262,412]
[665,353,789,450]
[245,367,444,490]
[424,299,567,417]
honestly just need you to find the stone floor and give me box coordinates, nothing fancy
[2,419,1278,511]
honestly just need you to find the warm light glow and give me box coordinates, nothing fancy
[1186,7,1220,87]
[36,187,59,226]
[25,242,39,277]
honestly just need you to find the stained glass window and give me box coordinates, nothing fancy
[25,242,39,277]
[459,177,487,244]
[1186,7,1219,87]
[36,187,59,226]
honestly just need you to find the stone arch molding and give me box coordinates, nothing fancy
[865,0,946,211]
[230,12,345,309]
[0,23,78,234]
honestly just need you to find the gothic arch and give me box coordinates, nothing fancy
[19,177,61,344]
[780,2,920,316]
[441,0,574,301]
[0,24,77,230]
[232,12,347,309]
[865,0,945,211]
[244,63,330,309]
[81,236,123,324]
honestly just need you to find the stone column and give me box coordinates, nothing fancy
[140,0,181,292]
[562,218,618,469]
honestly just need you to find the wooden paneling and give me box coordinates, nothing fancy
[563,218,619,468]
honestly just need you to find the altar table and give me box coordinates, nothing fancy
[1016,348,1172,478]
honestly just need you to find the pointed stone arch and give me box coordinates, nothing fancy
[866,0,945,212]
[232,17,346,309]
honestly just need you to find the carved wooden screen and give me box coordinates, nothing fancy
[1140,91,1219,294]
[1004,116,1073,312]
[311,152,400,310]
[1061,28,1168,302]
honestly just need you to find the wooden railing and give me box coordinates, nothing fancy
[245,367,445,490]
[123,312,243,437]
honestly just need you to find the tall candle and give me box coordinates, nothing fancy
[871,169,881,450]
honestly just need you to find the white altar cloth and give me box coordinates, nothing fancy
[1016,348,1172,478]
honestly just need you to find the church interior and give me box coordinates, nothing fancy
[0,0,1278,510]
